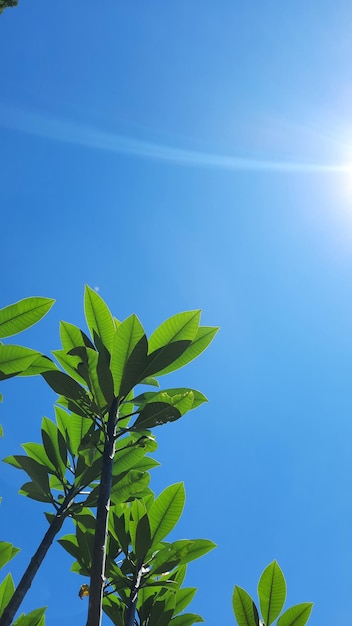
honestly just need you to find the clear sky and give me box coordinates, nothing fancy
[1,1,352,624]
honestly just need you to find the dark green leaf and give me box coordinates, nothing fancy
[232,586,260,626]
[135,512,152,560]
[41,417,67,479]
[3,455,51,494]
[19,482,53,503]
[276,603,313,626]
[102,595,125,626]
[258,560,286,626]
[0,297,54,339]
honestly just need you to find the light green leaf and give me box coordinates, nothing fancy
[0,345,42,379]
[276,603,313,626]
[0,542,20,569]
[132,392,194,430]
[149,483,185,547]
[0,573,15,618]
[149,311,200,352]
[52,349,87,386]
[232,586,260,626]
[84,285,116,352]
[55,406,91,458]
[258,560,286,626]
[18,354,58,377]
[0,297,54,339]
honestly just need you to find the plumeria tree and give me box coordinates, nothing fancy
[0,290,313,626]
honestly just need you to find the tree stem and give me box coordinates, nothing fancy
[86,398,118,626]
[0,489,76,626]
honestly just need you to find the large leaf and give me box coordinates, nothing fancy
[69,346,107,410]
[0,297,54,339]
[0,542,20,569]
[276,603,313,626]
[52,349,88,386]
[135,512,152,561]
[102,595,125,626]
[258,560,286,625]
[232,586,260,626]
[151,539,215,575]
[0,345,42,379]
[153,326,219,376]
[84,285,116,352]
[42,371,96,418]
[110,314,148,398]
[0,573,15,618]
[149,483,185,548]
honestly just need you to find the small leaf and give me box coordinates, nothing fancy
[0,297,54,339]
[0,542,20,569]
[170,615,204,626]
[276,603,313,626]
[258,560,286,626]
[13,606,46,626]
[152,326,219,376]
[232,586,260,626]
[174,588,197,615]
[110,314,148,398]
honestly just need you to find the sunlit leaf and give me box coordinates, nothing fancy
[258,560,286,626]
[0,345,42,379]
[0,297,54,339]
[149,483,185,548]
[276,603,313,626]
[0,542,20,569]
[84,286,115,352]
[232,586,260,626]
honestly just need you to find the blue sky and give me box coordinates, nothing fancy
[1,1,352,624]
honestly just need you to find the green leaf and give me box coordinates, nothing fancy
[170,615,204,626]
[18,354,58,377]
[174,588,197,615]
[0,573,15,618]
[68,346,107,411]
[52,349,88,386]
[258,560,286,626]
[232,586,260,626]
[149,483,185,547]
[84,285,116,352]
[3,455,51,495]
[21,442,55,473]
[0,297,54,339]
[18,481,53,503]
[133,392,194,430]
[41,417,67,479]
[140,376,160,387]
[0,542,20,569]
[276,603,313,626]
[0,345,42,379]
[59,321,94,352]
[151,539,215,574]
[55,406,91,457]
[13,606,46,626]
[42,371,95,418]
[152,326,219,376]
[142,311,200,378]
[135,512,152,560]
[103,595,125,626]
[149,311,200,352]
[110,314,148,398]
[133,388,207,411]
